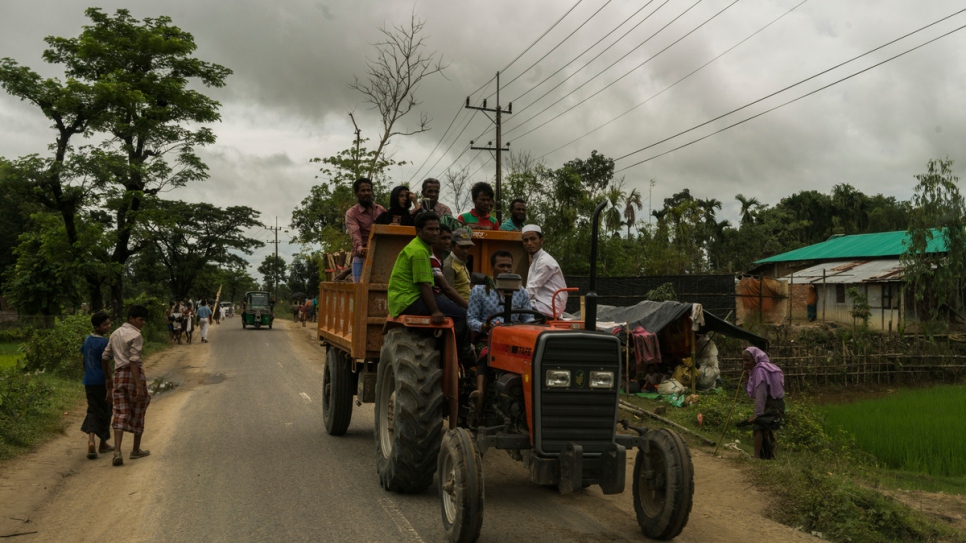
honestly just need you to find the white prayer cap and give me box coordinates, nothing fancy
[521,224,542,235]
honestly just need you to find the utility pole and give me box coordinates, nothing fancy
[349,112,362,178]
[266,217,284,303]
[466,71,511,223]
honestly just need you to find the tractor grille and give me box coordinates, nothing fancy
[533,332,621,456]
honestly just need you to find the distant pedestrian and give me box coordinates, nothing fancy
[311,297,318,323]
[196,300,212,343]
[183,302,195,344]
[103,305,151,466]
[740,347,786,460]
[171,303,184,344]
[81,311,114,460]
[165,302,175,341]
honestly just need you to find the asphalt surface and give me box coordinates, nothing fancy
[3,318,820,543]
[137,318,651,542]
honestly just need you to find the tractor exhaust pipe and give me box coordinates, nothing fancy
[586,201,608,331]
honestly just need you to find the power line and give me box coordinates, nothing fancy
[500,0,587,74]
[614,18,966,172]
[488,0,616,99]
[511,0,663,105]
[506,0,724,138]
[614,9,966,169]
[539,0,809,160]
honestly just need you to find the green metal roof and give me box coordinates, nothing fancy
[755,229,947,264]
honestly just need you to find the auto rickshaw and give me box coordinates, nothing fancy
[242,291,274,329]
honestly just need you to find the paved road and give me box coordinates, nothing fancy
[2,318,820,543]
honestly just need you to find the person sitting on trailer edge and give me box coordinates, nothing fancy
[375,185,416,226]
[387,212,474,363]
[457,182,498,230]
[521,224,568,319]
[346,177,387,282]
[413,178,453,217]
[466,250,534,408]
[739,347,785,460]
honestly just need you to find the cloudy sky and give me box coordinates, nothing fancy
[1,0,964,273]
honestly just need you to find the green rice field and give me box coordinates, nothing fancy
[0,343,23,369]
[823,385,966,478]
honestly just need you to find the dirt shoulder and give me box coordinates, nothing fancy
[0,334,215,540]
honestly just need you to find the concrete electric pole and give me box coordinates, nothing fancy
[465,71,511,223]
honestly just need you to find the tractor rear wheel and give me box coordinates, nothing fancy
[374,328,444,493]
[633,428,694,540]
[323,348,353,436]
[438,428,484,543]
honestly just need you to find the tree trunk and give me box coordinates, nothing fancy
[87,275,105,312]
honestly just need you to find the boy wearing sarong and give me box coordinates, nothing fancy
[81,311,114,459]
[103,304,151,466]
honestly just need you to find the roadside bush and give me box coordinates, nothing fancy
[0,368,53,446]
[22,314,91,376]
[0,327,33,343]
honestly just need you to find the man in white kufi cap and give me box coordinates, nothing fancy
[520,224,568,319]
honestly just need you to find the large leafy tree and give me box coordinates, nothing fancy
[2,8,232,316]
[138,200,263,300]
[258,255,287,294]
[902,158,966,320]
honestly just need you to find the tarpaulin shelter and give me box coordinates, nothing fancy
[592,300,768,349]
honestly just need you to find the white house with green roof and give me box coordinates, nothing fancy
[747,229,947,331]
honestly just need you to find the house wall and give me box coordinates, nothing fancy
[815,282,905,331]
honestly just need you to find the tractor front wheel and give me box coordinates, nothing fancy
[633,428,694,540]
[438,428,484,543]
[323,348,354,435]
[374,328,444,493]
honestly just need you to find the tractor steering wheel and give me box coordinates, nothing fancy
[484,310,547,327]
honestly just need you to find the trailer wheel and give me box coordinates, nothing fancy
[438,428,484,543]
[323,348,353,436]
[375,328,444,493]
[633,428,694,540]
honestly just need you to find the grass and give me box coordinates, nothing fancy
[0,342,24,369]
[823,385,966,478]
[0,372,85,461]
[619,388,966,543]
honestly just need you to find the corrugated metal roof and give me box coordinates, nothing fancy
[755,228,947,264]
[780,259,906,284]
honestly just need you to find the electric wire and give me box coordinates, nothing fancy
[539,0,808,160]
[499,0,587,74]
[510,0,672,119]
[614,19,966,172]
[487,0,616,99]
[507,0,727,137]
[511,0,662,105]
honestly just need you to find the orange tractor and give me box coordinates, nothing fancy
[318,204,693,542]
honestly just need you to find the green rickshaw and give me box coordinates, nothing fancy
[242,291,274,329]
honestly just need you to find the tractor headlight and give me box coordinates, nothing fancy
[546,369,571,388]
[589,371,615,389]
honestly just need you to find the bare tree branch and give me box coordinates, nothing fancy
[349,11,448,178]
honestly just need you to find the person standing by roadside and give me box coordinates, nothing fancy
[102,305,151,466]
[457,182,499,230]
[81,311,114,460]
[740,347,786,460]
[346,177,387,282]
[521,224,568,319]
[311,296,318,323]
[499,199,527,231]
[196,300,212,343]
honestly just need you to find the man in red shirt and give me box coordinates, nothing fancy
[457,182,498,230]
[345,178,386,282]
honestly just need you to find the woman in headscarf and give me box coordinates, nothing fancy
[741,346,785,459]
[375,185,416,226]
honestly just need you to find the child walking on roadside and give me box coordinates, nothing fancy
[80,311,115,459]
[102,305,151,466]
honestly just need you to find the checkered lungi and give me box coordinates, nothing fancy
[112,365,151,435]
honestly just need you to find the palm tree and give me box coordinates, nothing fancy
[735,194,761,226]
[623,188,644,237]
[603,186,626,234]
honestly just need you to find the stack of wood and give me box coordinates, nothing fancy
[324,250,350,281]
